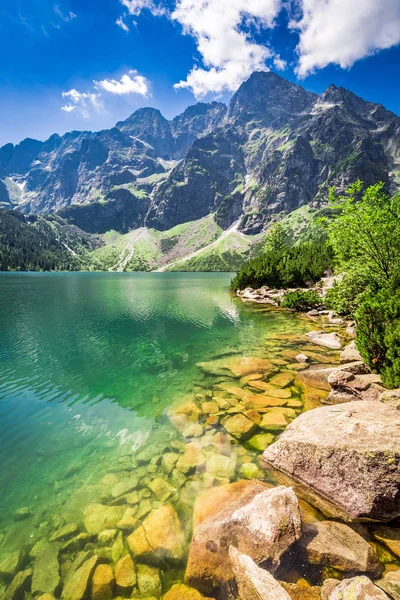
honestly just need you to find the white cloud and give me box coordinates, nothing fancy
[171,0,283,97]
[116,16,130,31]
[61,104,76,112]
[54,4,77,22]
[119,0,165,16]
[94,70,150,96]
[61,89,104,119]
[292,0,400,77]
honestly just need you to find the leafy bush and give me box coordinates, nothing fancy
[327,181,400,289]
[355,288,400,388]
[230,239,333,291]
[281,290,321,311]
[324,271,369,316]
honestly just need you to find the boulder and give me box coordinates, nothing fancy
[197,356,272,378]
[340,341,362,364]
[115,555,136,591]
[136,564,161,598]
[127,504,185,562]
[296,354,310,363]
[247,433,275,452]
[0,551,23,578]
[373,525,400,557]
[185,485,301,595]
[376,571,400,600]
[321,576,390,600]
[224,414,258,441]
[380,389,400,409]
[206,454,236,480]
[281,582,321,600]
[91,564,114,600]
[269,372,295,388]
[229,547,291,600]
[148,478,176,502]
[32,543,60,596]
[176,442,206,475]
[300,521,382,575]
[263,402,400,521]
[163,583,207,600]
[307,331,342,349]
[62,556,98,600]
[168,401,203,435]
[1,569,32,600]
[192,480,271,528]
[83,504,124,534]
[50,523,79,542]
[111,476,140,499]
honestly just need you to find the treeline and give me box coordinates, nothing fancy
[232,181,400,389]
[0,210,101,271]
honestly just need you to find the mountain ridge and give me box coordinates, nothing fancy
[1,72,399,243]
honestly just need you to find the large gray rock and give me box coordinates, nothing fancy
[300,521,382,576]
[185,485,301,595]
[321,576,390,600]
[306,331,342,349]
[229,547,292,600]
[340,341,362,364]
[262,402,400,521]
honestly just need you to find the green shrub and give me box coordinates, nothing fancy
[324,271,369,316]
[281,290,321,311]
[355,288,400,388]
[230,239,333,291]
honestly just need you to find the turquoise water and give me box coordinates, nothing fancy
[0,272,330,579]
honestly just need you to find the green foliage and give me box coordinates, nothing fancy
[281,290,321,311]
[355,288,400,388]
[327,181,400,287]
[230,237,333,291]
[324,271,369,316]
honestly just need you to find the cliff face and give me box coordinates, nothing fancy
[1,72,399,235]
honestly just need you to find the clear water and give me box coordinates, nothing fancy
[0,272,350,589]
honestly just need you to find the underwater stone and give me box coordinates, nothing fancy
[136,564,161,598]
[83,504,124,534]
[62,555,98,600]
[224,414,258,441]
[148,478,176,502]
[32,542,60,596]
[91,564,114,600]
[300,521,382,576]
[1,569,33,600]
[50,523,79,542]
[0,550,23,578]
[115,555,136,591]
[321,576,390,600]
[206,454,236,480]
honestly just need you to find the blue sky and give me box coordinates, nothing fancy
[1,0,400,146]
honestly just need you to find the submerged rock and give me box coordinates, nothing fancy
[376,571,400,600]
[62,555,98,600]
[115,555,136,591]
[224,414,258,441]
[163,583,209,600]
[1,569,32,600]
[306,332,342,349]
[91,564,114,600]
[83,504,124,534]
[0,551,23,578]
[32,542,60,596]
[186,485,301,595]
[127,504,185,563]
[373,525,400,558]
[197,356,272,378]
[300,521,382,575]
[229,547,291,600]
[136,564,161,598]
[263,402,400,521]
[321,576,390,600]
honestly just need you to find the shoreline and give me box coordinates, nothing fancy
[1,298,399,600]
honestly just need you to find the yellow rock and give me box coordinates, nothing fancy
[269,372,295,388]
[115,555,136,591]
[248,381,292,398]
[91,564,114,600]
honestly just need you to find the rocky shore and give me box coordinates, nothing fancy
[0,302,399,600]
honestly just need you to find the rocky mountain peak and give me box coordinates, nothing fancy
[226,71,317,126]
